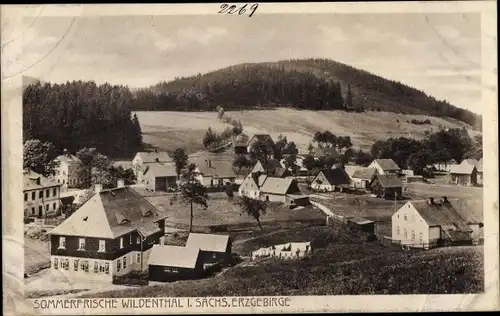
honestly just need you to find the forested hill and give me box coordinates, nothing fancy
[136,58,480,130]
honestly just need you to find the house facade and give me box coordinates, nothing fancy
[53,153,83,192]
[449,163,477,186]
[368,159,401,175]
[48,186,167,282]
[193,160,236,187]
[310,168,351,192]
[24,170,62,218]
[132,151,172,181]
[369,174,403,199]
[148,245,203,282]
[238,174,261,199]
[347,167,377,189]
[141,163,178,192]
[391,197,477,249]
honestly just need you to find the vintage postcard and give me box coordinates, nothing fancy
[2,2,499,315]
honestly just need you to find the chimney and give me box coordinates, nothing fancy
[117,179,125,188]
[95,184,102,194]
[427,197,434,205]
[441,196,448,204]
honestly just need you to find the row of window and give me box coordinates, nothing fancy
[396,226,423,242]
[58,234,147,251]
[25,203,58,216]
[53,257,110,274]
[24,188,58,201]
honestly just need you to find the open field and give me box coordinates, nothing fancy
[78,224,484,297]
[134,109,480,153]
[147,196,326,228]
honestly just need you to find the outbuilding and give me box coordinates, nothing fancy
[148,245,203,282]
[185,233,232,265]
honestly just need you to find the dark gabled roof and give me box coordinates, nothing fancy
[49,187,167,238]
[317,168,351,186]
[410,200,474,232]
[192,159,236,178]
[372,174,402,188]
[373,159,400,171]
[249,134,274,145]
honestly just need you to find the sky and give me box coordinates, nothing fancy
[18,13,482,113]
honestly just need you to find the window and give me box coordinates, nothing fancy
[99,262,105,273]
[137,253,141,263]
[396,226,400,235]
[24,193,27,201]
[94,261,98,273]
[53,203,56,210]
[53,188,57,196]
[54,258,59,269]
[136,236,141,244]
[117,259,121,272]
[46,189,49,198]
[60,259,64,269]
[419,232,423,243]
[74,259,79,271]
[38,206,43,215]
[59,237,66,249]
[64,259,69,270]
[78,238,85,250]
[404,215,407,221]
[84,260,89,272]
[123,257,127,269]
[120,237,124,249]
[32,192,35,200]
[105,263,110,274]
[411,230,415,241]
[80,260,85,271]
[39,190,43,198]
[31,208,35,215]
[129,234,132,244]
[98,240,106,252]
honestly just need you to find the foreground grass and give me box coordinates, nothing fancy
[25,289,89,299]
[78,225,483,297]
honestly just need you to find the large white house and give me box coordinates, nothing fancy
[24,170,62,218]
[391,197,482,249]
[53,153,83,192]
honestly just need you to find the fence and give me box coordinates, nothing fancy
[33,217,66,227]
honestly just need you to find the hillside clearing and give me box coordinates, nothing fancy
[134,109,480,153]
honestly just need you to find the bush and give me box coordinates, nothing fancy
[112,271,149,286]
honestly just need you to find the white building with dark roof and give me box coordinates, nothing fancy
[23,170,62,218]
[141,162,178,192]
[48,186,168,282]
[132,151,173,181]
[368,159,401,175]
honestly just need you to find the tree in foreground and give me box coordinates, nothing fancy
[23,139,60,177]
[170,163,209,232]
[172,148,189,180]
[237,195,268,230]
[233,155,251,175]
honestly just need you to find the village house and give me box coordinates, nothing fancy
[148,245,204,282]
[252,242,312,260]
[368,159,401,175]
[391,197,482,249]
[132,150,172,181]
[185,233,232,265]
[449,163,477,186]
[344,166,377,189]
[48,186,168,282]
[192,159,236,187]
[476,158,483,185]
[251,159,292,178]
[234,135,249,155]
[239,172,309,207]
[141,163,178,192]
[309,146,340,159]
[279,157,309,177]
[369,174,403,199]
[310,168,351,192]
[24,170,62,218]
[246,134,275,153]
[52,151,83,192]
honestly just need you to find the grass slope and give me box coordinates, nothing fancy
[135,108,480,153]
[78,226,483,297]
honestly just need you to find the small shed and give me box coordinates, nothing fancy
[346,217,375,235]
[148,245,203,282]
[185,233,232,264]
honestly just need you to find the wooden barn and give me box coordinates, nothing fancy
[449,163,477,186]
[369,174,403,199]
[148,245,203,282]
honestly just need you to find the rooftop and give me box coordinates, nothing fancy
[372,159,401,171]
[317,168,351,186]
[148,245,200,268]
[373,174,403,188]
[143,162,177,178]
[410,199,476,232]
[23,170,61,190]
[186,233,231,253]
[136,151,172,163]
[449,163,476,175]
[260,177,296,195]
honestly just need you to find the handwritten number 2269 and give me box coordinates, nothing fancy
[218,4,259,17]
